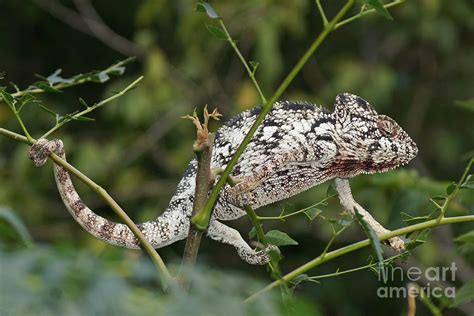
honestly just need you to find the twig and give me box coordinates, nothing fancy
[0,128,172,288]
[32,0,143,57]
[315,0,329,26]
[9,57,136,99]
[218,20,267,105]
[41,76,143,139]
[244,215,474,303]
[179,107,220,289]
[334,0,405,30]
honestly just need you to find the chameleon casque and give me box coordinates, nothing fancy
[29,93,418,265]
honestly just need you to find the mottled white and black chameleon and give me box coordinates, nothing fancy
[29,93,418,265]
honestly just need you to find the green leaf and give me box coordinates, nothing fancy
[446,182,457,195]
[108,66,126,76]
[0,88,15,110]
[326,184,337,197]
[353,209,384,272]
[461,174,474,189]
[451,280,474,307]
[205,24,227,40]
[361,0,393,20]
[249,61,259,74]
[195,2,220,19]
[304,207,322,221]
[400,212,430,225]
[37,104,58,117]
[455,230,474,244]
[454,99,474,112]
[265,230,298,246]
[0,207,33,246]
[32,81,62,93]
[406,229,431,251]
[71,116,95,122]
[79,97,89,109]
[248,226,258,240]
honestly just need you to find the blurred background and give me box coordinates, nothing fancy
[1,0,473,315]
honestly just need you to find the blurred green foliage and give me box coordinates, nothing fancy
[1,0,473,315]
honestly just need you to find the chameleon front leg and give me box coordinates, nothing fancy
[206,220,274,265]
[334,178,405,252]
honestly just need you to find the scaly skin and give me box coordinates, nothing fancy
[29,93,418,264]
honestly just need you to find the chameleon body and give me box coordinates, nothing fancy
[29,93,418,265]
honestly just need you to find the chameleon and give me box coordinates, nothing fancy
[29,93,418,265]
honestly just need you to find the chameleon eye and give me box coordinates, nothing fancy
[377,116,398,137]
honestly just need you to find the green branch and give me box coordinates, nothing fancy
[41,76,143,139]
[218,20,267,105]
[245,215,474,303]
[315,0,329,26]
[334,0,405,30]
[8,57,135,98]
[0,128,172,288]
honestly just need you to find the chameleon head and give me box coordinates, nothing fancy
[333,93,418,176]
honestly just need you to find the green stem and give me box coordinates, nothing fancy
[219,20,267,105]
[315,0,329,26]
[194,0,355,230]
[245,215,474,302]
[9,57,136,99]
[334,0,405,30]
[308,251,408,281]
[0,128,172,288]
[438,158,473,219]
[41,76,143,139]
[256,194,335,221]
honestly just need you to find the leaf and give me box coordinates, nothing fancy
[455,230,474,244]
[454,99,474,112]
[248,226,258,240]
[249,61,259,74]
[205,24,227,40]
[338,219,352,227]
[70,115,95,122]
[450,280,474,307]
[79,97,89,109]
[406,229,431,251]
[0,88,15,110]
[37,104,58,117]
[46,69,72,84]
[461,174,474,189]
[108,66,126,76]
[0,207,33,246]
[32,81,62,93]
[400,212,430,225]
[304,207,322,221]
[326,184,338,197]
[265,230,298,246]
[429,197,445,209]
[195,2,220,19]
[353,208,384,272]
[360,0,393,20]
[90,72,110,83]
[446,182,457,195]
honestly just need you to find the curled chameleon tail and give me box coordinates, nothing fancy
[29,138,191,249]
